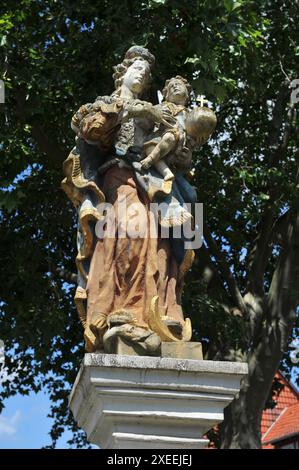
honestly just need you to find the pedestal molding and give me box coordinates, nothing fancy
[69,353,248,449]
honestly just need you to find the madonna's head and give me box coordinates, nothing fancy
[113,46,155,96]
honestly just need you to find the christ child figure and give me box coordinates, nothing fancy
[140,76,217,181]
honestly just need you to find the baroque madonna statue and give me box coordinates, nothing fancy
[62,46,216,355]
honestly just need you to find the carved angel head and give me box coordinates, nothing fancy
[185,106,217,145]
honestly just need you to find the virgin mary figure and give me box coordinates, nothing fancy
[62,46,197,355]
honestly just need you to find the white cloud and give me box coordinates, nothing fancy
[0,411,21,437]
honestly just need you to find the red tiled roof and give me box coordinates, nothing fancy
[261,371,299,436]
[262,402,299,444]
[205,370,299,449]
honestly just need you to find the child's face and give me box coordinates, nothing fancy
[166,79,188,106]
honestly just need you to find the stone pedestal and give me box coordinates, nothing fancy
[115,339,203,360]
[69,353,248,449]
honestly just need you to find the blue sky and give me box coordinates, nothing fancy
[0,391,75,449]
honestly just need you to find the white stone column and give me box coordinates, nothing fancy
[69,353,248,449]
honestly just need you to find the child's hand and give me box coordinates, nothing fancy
[161,108,176,128]
[141,156,154,170]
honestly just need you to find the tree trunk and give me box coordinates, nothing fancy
[221,209,298,448]
[220,339,280,449]
[220,386,262,448]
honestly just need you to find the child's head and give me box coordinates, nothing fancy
[162,76,192,106]
[185,107,217,145]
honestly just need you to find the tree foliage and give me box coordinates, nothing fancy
[0,0,298,448]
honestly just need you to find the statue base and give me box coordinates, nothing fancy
[69,353,247,449]
[114,338,203,360]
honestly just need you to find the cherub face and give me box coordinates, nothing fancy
[185,107,217,145]
[122,59,151,95]
[165,79,189,106]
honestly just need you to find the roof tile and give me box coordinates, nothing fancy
[262,402,299,444]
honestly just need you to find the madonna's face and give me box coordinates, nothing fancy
[122,59,151,95]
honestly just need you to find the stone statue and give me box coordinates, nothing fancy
[140,75,216,181]
[62,46,216,356]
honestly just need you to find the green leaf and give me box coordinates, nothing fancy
[148,0,166,7]
[232,1,243,11]
[28,48,40,60]
[185,56,201,65]
[224,0,234,12]
[259,193,270,201]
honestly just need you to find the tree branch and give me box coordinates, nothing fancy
[204,224,246,315]
[268,205,299,344]
[272,210,291,246]
[222,208,298,435]
[192,243,244,325]
[246,87,295,295]
[246,207,299,418]
[15,87,66,166]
